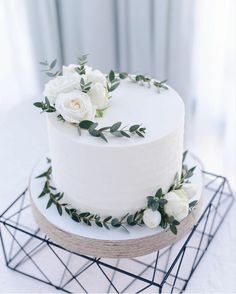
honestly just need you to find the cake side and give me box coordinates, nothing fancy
[46,80,185,217]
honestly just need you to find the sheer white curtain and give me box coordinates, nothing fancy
[0,0,194,108]
[0,0,235,185]
[187,0,236,186]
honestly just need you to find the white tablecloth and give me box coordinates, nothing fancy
[0,100,235,293]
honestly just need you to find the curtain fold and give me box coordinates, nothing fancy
[21,0,195,102]
[0,0,234,185]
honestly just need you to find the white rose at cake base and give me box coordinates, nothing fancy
[55,90,95,123]
[43,75,80,105]
[164,190,189,222]
[143,209,162,229]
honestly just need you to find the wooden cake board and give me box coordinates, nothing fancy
[29,155,203,259]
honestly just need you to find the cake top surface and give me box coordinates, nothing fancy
[48,79,185,147]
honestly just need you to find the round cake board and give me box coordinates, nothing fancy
[29,154,203,258]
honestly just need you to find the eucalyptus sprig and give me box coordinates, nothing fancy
[118,72,169,92]
[80,77,92,93]
[36,152,197,235]
[107,70,120,93]
[78,120,146,143]
[39,59,60,78]
[75,54,88,75]
[33,97,56,113]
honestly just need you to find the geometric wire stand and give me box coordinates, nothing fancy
[0,171,234,293]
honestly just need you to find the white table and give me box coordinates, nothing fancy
[0,100,235,293]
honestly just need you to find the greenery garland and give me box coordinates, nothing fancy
[36,151,198,235]
[34,54,168,143]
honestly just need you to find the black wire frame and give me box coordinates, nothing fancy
[0,171,234,293]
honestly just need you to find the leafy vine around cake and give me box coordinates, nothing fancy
[36,151,198,235]
[34,54,168,143]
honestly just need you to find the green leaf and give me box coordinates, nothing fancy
[89,122,98,132]
[79,212,90,217]
[36,167,51,178]
[158,199,168,206]
[136,131,144,137]
[71,214,81,223]
[173,219,180,226]
[127,215,136,226]
[99,132,108,142]
[46,72,56,77]
[103,216,112,222]
[129,124,140,132]
[155,188,163,198]
[182,150,188,163]
[39,61,48,66]
[111,218,121,228]
[110,122,122,132]
[44,97,50,107]
[109,82,120,92]
[56,203,62,215]
[170,224,177,235]
[189,200,198,208]
[45,107,56,113]
[95,220,103,227]
[80,77,85,85]
[46,198,54,209]
[33,102,43,108]
[135,75,142,81]
[185,166,196,179]
[111,131,123,137]
[151,202,159,211]
[99,126,111,131]
[65,207,71,216]
[83,218,91,226]
[79,120,94,129]
[96,108,105,118]
[147,196,156,207]
[89,129,100,137]
[120,131,130,138]
[119,72,128,79]
[103,222,110,230]
[50,59,57,69]
[57,114,65,122]
[108,70,115,81]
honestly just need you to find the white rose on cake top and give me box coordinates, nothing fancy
[55,90,95,123]
[89,82,109,109]
[43,74,80,105]
[85,69,107,86]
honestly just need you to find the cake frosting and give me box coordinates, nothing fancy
[46,79,185,217]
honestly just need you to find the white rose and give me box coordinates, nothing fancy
[89,82,109,109]
[55,90,95,123]
[43,75,80,105]
[182,183,197,200]
[63,64,92,76]
[164,190,189,222]
[85,69,106,87]
[143,209,162,229]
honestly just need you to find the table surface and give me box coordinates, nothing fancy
[0,100,235,293]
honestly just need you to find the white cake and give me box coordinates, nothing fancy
[46,79,185,217]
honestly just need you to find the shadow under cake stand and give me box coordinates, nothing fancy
[29,155,203,259]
